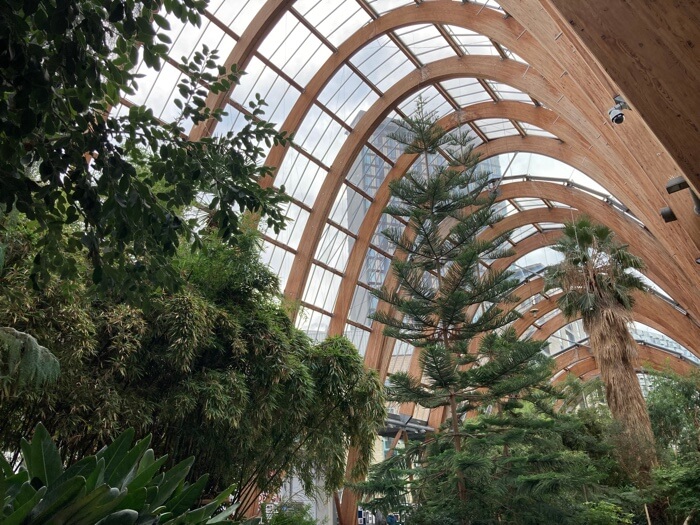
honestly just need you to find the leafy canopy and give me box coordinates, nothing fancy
[0,221,386,521]
[0,0,290,297]
[545,217,646,322]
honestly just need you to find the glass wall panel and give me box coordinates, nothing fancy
[317,65,380,122]
[344,324,370,356]
[295,105,347,166]
[297,308,331,341]
[303,265,343,312]
[209,0,260,34]
[296,0,371,48]
[444,25,500,56]
[258,11,332,86]
[349,286,376,327]
[260,241,295,290]
[316,224,354,272]
[367,0,413,16]
[275,148,328,206]
[440,78,492,107]
[477,118,518,139]
[359,249,392,290]
[330,184,371,234]
[350,35,417,93]
[393,24,456,64]
[260,202,309,251]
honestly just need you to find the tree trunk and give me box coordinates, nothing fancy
[449,391,469,509]
[585,306,657,479]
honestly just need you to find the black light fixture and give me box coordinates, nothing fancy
[666,175,700,215]
[660,207,677,223]
[666,176,690,194]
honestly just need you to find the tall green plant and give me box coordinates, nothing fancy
[0,223,386,521]
[545,217,655,478]
[357,387,637,525]
[371,101,519,455]
[364,101,570,524]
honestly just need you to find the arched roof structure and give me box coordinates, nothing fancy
[122,1,700,521]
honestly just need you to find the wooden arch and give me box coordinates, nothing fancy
[366,203,697,389]
[203,1,700,292]
[550,344,697,384]
[329,101,607,334]
[283,55,567,306]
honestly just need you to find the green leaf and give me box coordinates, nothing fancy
[96,428,135,483]
[93,509,139,525]
[164,474,208,516]
[105,434,152,489]
[148,457,194,509]
[2,486,47,525]
[127,455,168,492]
[20,423,63,486]
[27,476,86,522]
[53,456,97,487]
[206,502,239,523]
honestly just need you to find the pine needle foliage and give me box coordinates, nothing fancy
[371,99,519,356]
[364,100,592,523]
[357,389,638,525]
[370,101,532,457]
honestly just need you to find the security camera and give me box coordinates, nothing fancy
[608,95,630,125]
[608,107,624,124]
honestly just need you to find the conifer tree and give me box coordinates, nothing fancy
[369,101,552,516]
[372,100,519,441]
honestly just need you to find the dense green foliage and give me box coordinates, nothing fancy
[266,503,317,525]
[357,386,649,525]
[371,101,518,350]
[0,0,289,296]
[646,371,700,524]
[356,106,700,525]
[358,346,700,523]
[360,102,606,524]
[1,423,236,524]
[0,220,385,520]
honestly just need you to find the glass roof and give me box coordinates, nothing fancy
[116,0,694,377]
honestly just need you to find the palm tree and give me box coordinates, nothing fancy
[546,217,656,477]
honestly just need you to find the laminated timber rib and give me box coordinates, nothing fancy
[135,1,700,522]
[550,344,697,384]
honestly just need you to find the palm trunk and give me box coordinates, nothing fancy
[585,306,657,479]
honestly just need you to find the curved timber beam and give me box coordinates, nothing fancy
[373,224,699,393]
[261,1,550,181]
[512,287,699,360]
[328,102,634,334]
[283,55,570,306]
[551,345,697,383]
[186,1,700,316]
[499,0,700,270]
